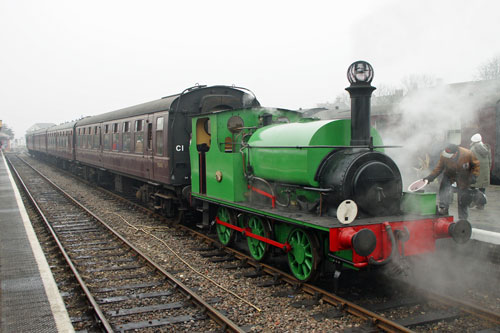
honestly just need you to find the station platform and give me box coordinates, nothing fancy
[0,152,74,332]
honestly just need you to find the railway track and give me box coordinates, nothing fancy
[180,231,500,332]
[10,153,500,332]
[7,154,243,332]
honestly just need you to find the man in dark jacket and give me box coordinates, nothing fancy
[423,143,480,220]
[470,133,492,209]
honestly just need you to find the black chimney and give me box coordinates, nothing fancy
[345,61,376,146]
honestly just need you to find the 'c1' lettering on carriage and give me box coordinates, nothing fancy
[175,145,185,151]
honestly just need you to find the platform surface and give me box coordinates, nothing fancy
[0,152,74,332]
[447,184,500,244]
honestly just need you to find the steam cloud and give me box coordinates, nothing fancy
[376,81,499,188]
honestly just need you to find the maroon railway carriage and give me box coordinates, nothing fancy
[30,85,259,217]
[27,127,49,156]
[46,121,76,165]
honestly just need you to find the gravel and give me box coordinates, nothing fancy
[22,155,500,332]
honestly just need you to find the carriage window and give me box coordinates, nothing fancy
[87,129,91,149]
[147,123,153,150]
[112,123,119,151]
[123,121,131,152]
[82,128,86,148]
[87,127,92,149]
[156,117,164,155]
[93,126,99,149]
[135,119,143,131]
[135,119,144,153]
[104,124,111,150]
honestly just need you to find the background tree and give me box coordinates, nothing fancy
[400,74,439,94]
[317,92,350,110]
[372,83,402,106]
[0,123,15,139]
[476,54,500,80]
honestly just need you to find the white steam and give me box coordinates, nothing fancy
[377,80,500,188]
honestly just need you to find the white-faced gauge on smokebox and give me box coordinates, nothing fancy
[337,200,358,224]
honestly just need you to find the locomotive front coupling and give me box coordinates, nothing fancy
[434,218,472,244]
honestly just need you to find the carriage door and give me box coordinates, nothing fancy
[152,115,169,184]
[196,118,211,194]
[146,115,154,179]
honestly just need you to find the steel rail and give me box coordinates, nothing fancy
[419,287,500,325]
[185,227,414,333]
[12,155,244,333]
[20,154,499,332]
[389,277,500,326]
[188,222,500,330]
[7,157,115,332]
[57,163,413,332]
[78,179,500,332]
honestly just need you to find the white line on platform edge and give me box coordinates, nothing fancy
[2,152,75,333]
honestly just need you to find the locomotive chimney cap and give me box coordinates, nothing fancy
[347,61,374,85]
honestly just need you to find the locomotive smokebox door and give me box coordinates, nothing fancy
[319,150,402,216]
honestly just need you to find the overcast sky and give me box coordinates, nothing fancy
[1,0,499,139]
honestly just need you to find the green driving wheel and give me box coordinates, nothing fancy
[246,216,270,261]
[287,228,320,281]
[216,207,235,246]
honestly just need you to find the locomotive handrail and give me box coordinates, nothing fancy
[302,186,333,192]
